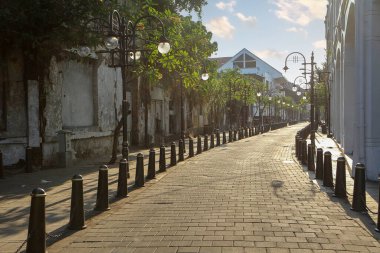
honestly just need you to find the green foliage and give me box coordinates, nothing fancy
[0,0,115,58]
[151,0,207,16]
[132,11,217,87]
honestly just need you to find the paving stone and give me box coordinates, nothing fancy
[3,124,380,253]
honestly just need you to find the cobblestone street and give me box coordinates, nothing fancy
[46,124,380,253]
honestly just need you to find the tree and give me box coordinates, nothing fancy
[0,0,117,78]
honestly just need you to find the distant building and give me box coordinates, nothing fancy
[212,48,290,126]
[214,48,286,91]
[325,0,380,180]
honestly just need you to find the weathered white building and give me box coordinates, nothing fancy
[0,50,127,168]
[0,49,210,170]
[326,0,380,180]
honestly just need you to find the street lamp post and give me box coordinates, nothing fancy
[268,96,272,128]
[88,10,170,159]
[257,91,262,132]
[179,69,208,148]
[317,71,332,137]
[180,77,185,141]
[283,51,315,147]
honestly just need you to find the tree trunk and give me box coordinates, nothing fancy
[108,118,123,164]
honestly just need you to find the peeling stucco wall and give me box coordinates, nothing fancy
[0,50,27,165]
[42,56,123,166]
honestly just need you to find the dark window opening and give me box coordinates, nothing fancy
[246,61,256,68]
[0,64,7,131]
[169,115,175,134]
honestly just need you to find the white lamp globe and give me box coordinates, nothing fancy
[129,51,141,60]
[78,46,91,57]
[158,42,170,54]
[201,73,209,81]
[105,36,119,50]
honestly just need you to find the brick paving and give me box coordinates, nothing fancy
[40,124,380,253]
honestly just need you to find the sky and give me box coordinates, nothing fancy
[196,0,327,83]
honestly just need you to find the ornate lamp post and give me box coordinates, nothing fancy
[268,96,272,128]
[88,10,170,159]
[257,91,262,132]
[283,52,315,147]
[317,71,332,137]
[179,69,209,141]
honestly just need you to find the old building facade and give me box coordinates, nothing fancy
[0,49,209,170]
[326,0,380,180]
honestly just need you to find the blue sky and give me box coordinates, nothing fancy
[195,0,327,83]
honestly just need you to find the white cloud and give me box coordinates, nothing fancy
[235,12,257,26]
[271,0,327,26]
[313,39,326,49]
[216,1,236,12]
[253,49,288,60]
[205,16,235,39]
[286,26,308,37]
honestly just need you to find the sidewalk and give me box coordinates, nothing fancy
[0,131,244,253]
[1,124,379,253]
[312,131,379,230]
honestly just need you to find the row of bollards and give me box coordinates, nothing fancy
[295,126,380,232]
[24,123,293,252]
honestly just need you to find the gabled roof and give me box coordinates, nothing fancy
[213,48,283,78]
[210,57,231,68]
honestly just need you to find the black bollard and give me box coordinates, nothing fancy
[189,138,194,158]
[117,159,129,197]
[376,177,380,232]
[26,146,33,173]
[210,134,215,148]
[179,139,184,161]
[307,144,315,171]
[245,128,248,138]
[228,130,232,142]
[297,137,302,161]
[216,131,220,146]
[197,136,202,155]
[223,131,227,144]
[94,165,110,211]
[301,140,308,165]
[135,153,145,187]
[204,135,209,151]
[334,157,347,198]
[295,136,299,159]
[147,148,156,180]
[315,148,324,180]
[323,151,334,187]
[170,142,177,166]
[26,188,46,253]
[351,163,367,212]
[159,145,166,172]
[233,130,237,141]
[0,150,4,179]
[68,174,86,230]
[182,138,186,154]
